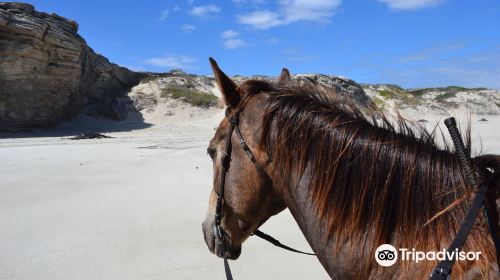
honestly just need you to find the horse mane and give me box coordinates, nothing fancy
[237,79,496,275]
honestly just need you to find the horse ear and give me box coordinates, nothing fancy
[277,68,291,85]
[209,57,239,107]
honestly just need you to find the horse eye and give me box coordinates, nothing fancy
[207,148,216,159]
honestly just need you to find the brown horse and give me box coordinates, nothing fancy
[201,58,500,279]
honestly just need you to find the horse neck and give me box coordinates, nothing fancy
[265,140,496,280]
[271,162,354,279]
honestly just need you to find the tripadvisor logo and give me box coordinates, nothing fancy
[375,244,398,266]
[374,244,482,267]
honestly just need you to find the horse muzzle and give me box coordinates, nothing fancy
[202,221,241,260]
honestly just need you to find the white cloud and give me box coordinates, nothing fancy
[143,54,196,69]
[237,10,283,29]
[378,0,444,10]
[181,24,196,33]
[221,29,240,39]
[237,0,341,29]
[158,9,169,21]
[220,29,247,49]
[280,0,341,22]
[223,38,248,49]
[190,4,221,17]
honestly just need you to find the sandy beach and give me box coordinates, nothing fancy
[0,109,330,280]
[0,109,499,280]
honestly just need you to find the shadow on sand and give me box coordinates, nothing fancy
[0,111,153,139]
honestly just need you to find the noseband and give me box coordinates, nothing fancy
[213,108,314,280]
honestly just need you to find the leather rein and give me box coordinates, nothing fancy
[212,108,500,280]
[430,118,500,279]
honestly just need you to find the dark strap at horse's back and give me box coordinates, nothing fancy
[484,195,500,269]
[429,185,488,279]
[430,118,500,279]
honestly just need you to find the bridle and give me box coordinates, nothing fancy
[211,108,500,280]
[213,108,314,280]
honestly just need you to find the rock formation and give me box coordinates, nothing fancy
[126,70,372,116]
[233,73,372,108]
[0,3,145,130]
[363,84,500,115]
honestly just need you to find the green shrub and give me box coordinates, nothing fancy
[409,86,487,96]
[445,86,468,92]
[378,90,393,98]
[386,84,404,90]
[435,92,456,102]
[162,86,219,108]
[377,88,420,106]
[408,89,427,96]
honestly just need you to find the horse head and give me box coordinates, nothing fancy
[201,58,290,259]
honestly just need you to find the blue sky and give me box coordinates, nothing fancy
[26,0,500,88]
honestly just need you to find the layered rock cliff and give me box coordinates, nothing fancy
[0,3,145,130]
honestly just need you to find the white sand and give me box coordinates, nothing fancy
[0,108,499,280]
[0,108,329,280]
